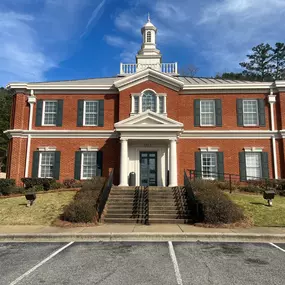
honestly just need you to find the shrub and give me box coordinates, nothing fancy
[61,200,97,223]
[0,186,25,196]
[50,182,63,190]
[32,185,44,192]
[61,176,106,223]
[21,178,55,190]
[214,180,239,191]
[63,179,76,188]
[238,184,263,194]
[190,179,244,224]
[0,179,15,190]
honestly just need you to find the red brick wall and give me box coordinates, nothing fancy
[177,139,274,184]
[28,138,120,184]
[278,92,285,129]
[12,93,29,129]
[32,94,119,130]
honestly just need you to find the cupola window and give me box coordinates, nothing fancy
[147,31,151,43]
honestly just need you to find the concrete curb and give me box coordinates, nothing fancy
[1,233,285,243]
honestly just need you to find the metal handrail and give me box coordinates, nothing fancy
[143,186,149,225]
[97,169,114,221]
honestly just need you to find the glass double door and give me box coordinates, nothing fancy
[140,152,157,186]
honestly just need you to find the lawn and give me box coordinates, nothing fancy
[0,191,76,225]
[228,192,285,227]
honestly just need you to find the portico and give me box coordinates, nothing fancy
[115,110,183,187]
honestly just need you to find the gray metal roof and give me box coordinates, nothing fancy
[27,77,120,86]
[18,75,266,87]
[176,76,262,85]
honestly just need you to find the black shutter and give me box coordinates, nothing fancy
[261,152,269,179]
[32,151,40,178]
[35,100,43,127]
[195,152,202,178]
[77,100,84,127]
[74,151,82,180]
[98,100,104,127]
[56,100,63,127]
[194,99,200,127]
[258,99,266,127]
[239,152,246,181]
[53,151,61,180]
[217,152,224,180]
[215,99,222,127]
[97,151,103,176]
[237,99,243,126]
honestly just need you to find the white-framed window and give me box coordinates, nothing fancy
[243,100,259,126]
[200,100,215,126]
[245,152,262,180]
[42,101,57,126]
[84,101,98,126]
[201,152,217,179]
[81,152,97,179]
[159,96,164,113]
[142,90,156,112]
[131,90,166,114]
[134,96,139,113]
[147,31,151,43]
[39,152,55,178]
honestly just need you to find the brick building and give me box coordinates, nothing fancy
[4,18,285,187]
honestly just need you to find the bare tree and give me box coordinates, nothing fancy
[179,64,199,77]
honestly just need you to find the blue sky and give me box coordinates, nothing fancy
[1,0,285,86]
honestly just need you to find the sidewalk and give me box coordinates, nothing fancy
[0,224,285,242]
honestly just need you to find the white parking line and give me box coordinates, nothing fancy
[9,242,74,285]
[168,241,183,285]
[269,243,285,253]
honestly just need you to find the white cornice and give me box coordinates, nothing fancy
[181,130,280,139]
[275,81,285,88]
[114,68,184,91]
[4,129,118,139]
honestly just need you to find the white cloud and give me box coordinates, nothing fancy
[106,0,285,75]
[0,0,106,86]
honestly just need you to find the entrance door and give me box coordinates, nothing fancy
[140,152,157,186]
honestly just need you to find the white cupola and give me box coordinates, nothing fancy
[136,14,162,72]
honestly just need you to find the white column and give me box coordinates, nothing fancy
[119,138,129,186]
[25,91,37,177]
[163,96,167,114]
[268,93,278,179]
[169,139,178,187]
[156,96,159,113]
[131,95,134,114]
[139,96,143,113]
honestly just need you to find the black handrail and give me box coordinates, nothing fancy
[97,169,114,221]
[188,169,276,193]
[143,186,149,225]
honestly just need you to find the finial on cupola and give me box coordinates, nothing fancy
[148,12,150,22]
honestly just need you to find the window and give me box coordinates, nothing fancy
[134,96,139,113]
[43,101,57,125]
[147,31,151,43]
[243,100,258,126]
[81,152,97,179]
[159,96,164,113]
[84,101,98,126]
[39,152,55,178]
[245,152,262,180]
[200,100,215,126]
[201,153,217,179]
[142,90,156,112]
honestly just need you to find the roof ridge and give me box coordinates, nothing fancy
[28,76,118,84]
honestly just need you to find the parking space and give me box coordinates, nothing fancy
[1,242,285,285]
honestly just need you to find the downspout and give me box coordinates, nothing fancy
[268,90,278,179]
[25,90,36,177]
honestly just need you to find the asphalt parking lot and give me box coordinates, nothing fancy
[1,242,285,285]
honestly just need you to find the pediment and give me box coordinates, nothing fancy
[115,110,184,132]
[114,68,184,91]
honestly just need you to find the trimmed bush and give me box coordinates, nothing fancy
[50,182,64,190]
[61,176,106,223]
[238,184,263,194]
[190,179,244,224]
[0,186,25,196]
[0,179,16,195]
[21,178,55,190]
[63,179,83,189]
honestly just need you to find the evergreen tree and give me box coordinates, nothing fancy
[272,42,285,80]
[239,43,274,81]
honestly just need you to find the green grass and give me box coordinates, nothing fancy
[0,191,76,225]
[228,192,285,227]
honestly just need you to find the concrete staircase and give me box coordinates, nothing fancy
[103,186,191,224]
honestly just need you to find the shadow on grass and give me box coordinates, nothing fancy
[250,202,269,207]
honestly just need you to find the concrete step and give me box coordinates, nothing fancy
[103,218,139,224]
[148,218,188,224]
